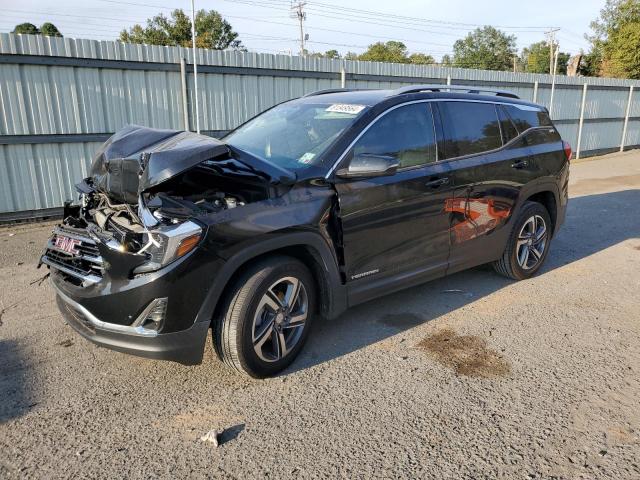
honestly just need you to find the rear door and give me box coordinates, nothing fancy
[334,102,453,297]
[436,100,540,271]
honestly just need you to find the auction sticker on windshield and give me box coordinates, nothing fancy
[325,104,366,115]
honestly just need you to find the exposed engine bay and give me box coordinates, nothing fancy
[69,161,268,250]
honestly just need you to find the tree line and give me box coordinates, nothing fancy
[10,0,640,79]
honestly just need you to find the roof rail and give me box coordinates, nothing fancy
[389,84,520,99]
[303,88,361,97]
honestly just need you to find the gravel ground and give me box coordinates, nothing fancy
[1,151,639,479]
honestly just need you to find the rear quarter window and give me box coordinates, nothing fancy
[504,104,552,133]
[522,128,562,146]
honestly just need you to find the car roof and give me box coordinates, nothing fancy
[294,87,544,111]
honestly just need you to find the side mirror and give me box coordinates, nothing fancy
[336,153,399,179]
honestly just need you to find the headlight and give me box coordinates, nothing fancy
[134,220,202,274]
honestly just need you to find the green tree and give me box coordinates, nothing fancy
[344,51,359,61]
[12,22,63,37]
[452,26,517,70]
[602,19,640,78]
[585,0,640,77]
[441,54,452,66]
[358,41,434,64]
[580,50,602,77]
[359,41,410,63]
[310,49,340,59]
[40,22,63,37]
[120,9,243,50]
[324,49,340,59]
[521,41,570,74]
[408,53,435,65]
[12,23,40,35]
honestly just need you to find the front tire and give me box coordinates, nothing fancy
[213,256,315,378]
[493,201,552,280]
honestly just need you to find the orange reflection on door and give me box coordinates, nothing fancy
[445,197,512,243]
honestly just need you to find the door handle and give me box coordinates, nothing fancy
[425,177,449,188]
[511,159,529,169]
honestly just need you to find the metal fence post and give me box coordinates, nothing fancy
[179,57,190,132]
[549,79,557,118]
[576,83,588,160]
[446,75,451,86]
[340,65,346,88]
[533,81,539,103]
[620,85,634,152]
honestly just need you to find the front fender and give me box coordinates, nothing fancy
[194,231,347,327]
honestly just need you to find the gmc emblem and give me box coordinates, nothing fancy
[54,235,81,255]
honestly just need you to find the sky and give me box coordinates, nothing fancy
[0,0,605,61]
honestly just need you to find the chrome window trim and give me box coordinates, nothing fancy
[325,98,548,179]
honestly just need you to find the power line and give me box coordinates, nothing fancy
[307,0,559,29]
[5,0,584,59]
[223,0,557,31]
[2,8,149,25]
[92,0,457,50]
[223,0,551,48]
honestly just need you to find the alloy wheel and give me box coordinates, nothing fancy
[252,276,308,363]
[516,215,548,270]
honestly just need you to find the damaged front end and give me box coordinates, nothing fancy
[42,125,294,287]
[39,125,298,353]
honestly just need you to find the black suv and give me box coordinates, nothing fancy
[40,85,570,377]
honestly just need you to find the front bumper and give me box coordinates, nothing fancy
[43,223,225,365]
[54,283,209,365]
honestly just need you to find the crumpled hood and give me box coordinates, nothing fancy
[89,125,296,204]
[89,125,228,202]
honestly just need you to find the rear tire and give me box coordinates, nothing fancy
[493,201,552,280]
[213,256,316,378]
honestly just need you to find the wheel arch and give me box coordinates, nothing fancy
[526,191,557,234]
[195,232,347,328]
[517,183,560,236]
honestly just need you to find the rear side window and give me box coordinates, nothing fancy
[438,102,502,159]
[353,103,437,168]
[504,105,552,133]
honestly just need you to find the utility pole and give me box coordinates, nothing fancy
[545,28,560,74]
[290,1,307,56]
[549,43,560,118]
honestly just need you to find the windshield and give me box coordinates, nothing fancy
[223,101,367,173]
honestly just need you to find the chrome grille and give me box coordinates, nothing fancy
[42,227,104,284]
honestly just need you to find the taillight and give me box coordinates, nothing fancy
[563,141,572,161]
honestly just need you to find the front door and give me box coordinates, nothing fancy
[333,102,454,301]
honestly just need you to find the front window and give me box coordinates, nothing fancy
[224,101,367,173]
[351,103,437,168]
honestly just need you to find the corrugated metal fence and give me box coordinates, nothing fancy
[1,33,639,220]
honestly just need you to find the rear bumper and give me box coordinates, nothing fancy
[54,283,209,365]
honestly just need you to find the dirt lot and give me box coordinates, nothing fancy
[1,151,639,479]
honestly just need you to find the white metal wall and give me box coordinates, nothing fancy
[1,33,639,217]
